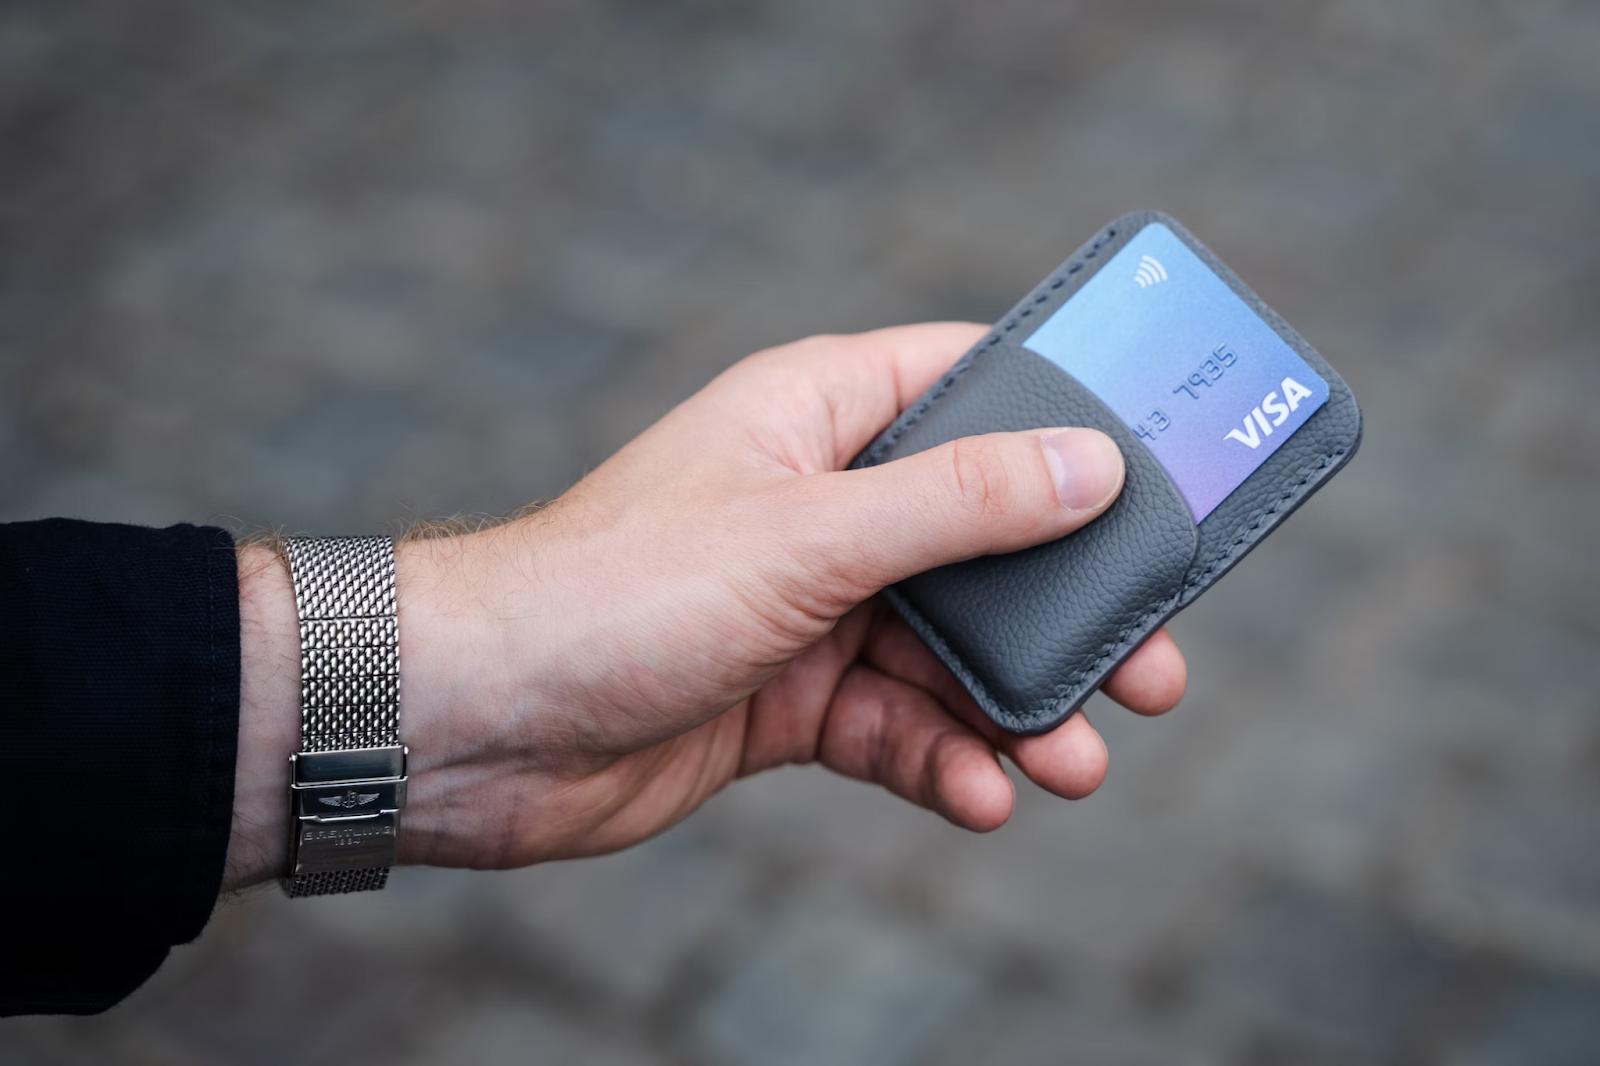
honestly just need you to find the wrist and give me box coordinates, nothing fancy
[225,517,595,887]
[388,531,490,867]
[225,533,497,888]
[387,521,571,867]
[225,543,300,891]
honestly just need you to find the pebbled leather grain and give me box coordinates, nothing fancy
[854,211,1362,735]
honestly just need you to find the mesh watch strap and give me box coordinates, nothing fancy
[288,867,391,897]
[281,536,406,898]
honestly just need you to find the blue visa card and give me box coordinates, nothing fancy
[1024,223,1329,522]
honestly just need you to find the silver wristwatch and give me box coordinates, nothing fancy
[281,536,408,897]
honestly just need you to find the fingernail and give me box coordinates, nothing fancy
[1040,429,1124,512]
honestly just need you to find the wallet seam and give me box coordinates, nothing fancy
[861,227,1123,468]
[1181,446,1349,597]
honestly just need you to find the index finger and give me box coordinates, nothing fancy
[762,322,991,464]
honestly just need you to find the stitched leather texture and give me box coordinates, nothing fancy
[1162,220,1364,608]
[854,211,1362,735]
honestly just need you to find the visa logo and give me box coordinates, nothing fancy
[1224,378,1316,449]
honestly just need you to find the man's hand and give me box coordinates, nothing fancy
[227,323,1186,887]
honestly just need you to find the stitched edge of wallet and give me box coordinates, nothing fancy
[856,212,1361,734]
[859,227,1125,468]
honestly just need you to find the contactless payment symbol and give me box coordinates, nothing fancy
[1133,254,1168,289]
[1022,223,1329,522]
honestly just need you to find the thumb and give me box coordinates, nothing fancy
[795,427,1126,595]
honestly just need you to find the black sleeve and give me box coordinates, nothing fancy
[0,519,240,1016]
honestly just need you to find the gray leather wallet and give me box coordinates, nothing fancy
[852,210,1362,735]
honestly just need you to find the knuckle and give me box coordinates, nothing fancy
[733,333,850,381]
[796,331,849,350]
[946,437,1016,520]
[780,332,850,364]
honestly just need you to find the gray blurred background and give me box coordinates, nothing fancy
[3,1,1598,1063]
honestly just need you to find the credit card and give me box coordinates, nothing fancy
[1023,223,1329,522]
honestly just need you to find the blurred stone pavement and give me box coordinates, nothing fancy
[3,1,1599,1063]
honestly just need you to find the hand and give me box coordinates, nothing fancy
[228,323,1186,886]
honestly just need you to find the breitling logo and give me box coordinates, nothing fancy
[319,789,381,810]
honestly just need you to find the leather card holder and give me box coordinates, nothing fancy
[851,210,1363,735]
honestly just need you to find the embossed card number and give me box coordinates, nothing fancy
[1023,223,1330,522]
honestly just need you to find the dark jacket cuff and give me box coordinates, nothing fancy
[0,519,240,1015]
